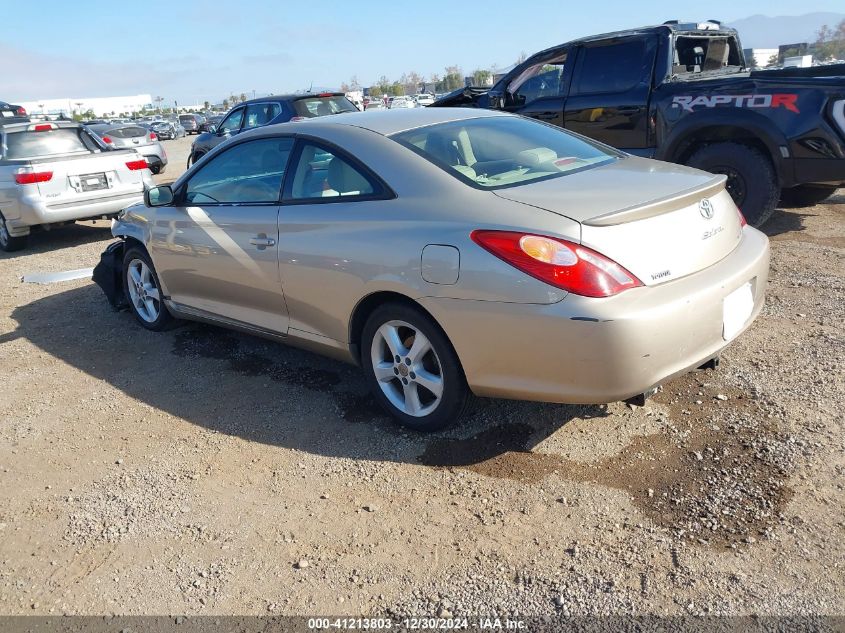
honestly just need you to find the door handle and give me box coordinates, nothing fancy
[250,234,276,250]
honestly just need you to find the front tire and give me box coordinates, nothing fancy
[779,184,838,208]
[123,246,174,331]
[361,303,471,431]
[0,212,28,252]
[685,142,779,228]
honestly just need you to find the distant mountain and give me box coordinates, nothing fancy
[726,12,845,48]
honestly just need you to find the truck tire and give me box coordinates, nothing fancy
[0,212,28,252]
[685,142,779,227]
[779,184,838,208]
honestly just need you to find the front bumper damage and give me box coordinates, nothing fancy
[92,240,128,310]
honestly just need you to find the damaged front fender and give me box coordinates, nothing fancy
[92,240,128,310]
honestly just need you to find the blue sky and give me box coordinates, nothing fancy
[4,0,844,105]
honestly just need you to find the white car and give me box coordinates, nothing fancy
[0,121,152,251]
[414,94,435,106]
[389,97,417,109]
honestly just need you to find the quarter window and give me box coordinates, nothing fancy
[184,138,293,204]
[508,53,567,106]
[289,143,376,200]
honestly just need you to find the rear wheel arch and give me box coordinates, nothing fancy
[348,292,458,367]
[668,124,779,177]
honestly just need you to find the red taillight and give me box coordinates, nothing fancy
[14,171,53,185]
[102,136,113,145]
[471,230,643,298]
[33,124,53,132]
[149,132,157,141]
[317,92,334,97]
[16,106,26,116]
[737,208,747,227]
[125,159,148,171]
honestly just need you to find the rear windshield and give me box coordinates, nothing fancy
[179,115,194,122]
[3,128,97,159]
[104,126,148,138]
[293,96,357,118]
[391,116,618,190]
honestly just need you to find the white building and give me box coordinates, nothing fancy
[743,48,779,68]
[17,94,153,118]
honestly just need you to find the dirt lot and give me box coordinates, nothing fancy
[0,151,842,618]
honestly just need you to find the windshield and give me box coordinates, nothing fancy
[293,96,357,118]
[4,127,97,159]
[391,116,618,190]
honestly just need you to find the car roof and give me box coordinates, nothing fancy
[261,107,508,137]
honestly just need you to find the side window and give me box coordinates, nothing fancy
[218,108,244,134]
[572,39,649,95]
[244,102,282,130]
[508,53,567,107]
[289,142,378,200]
[184,137,293,204]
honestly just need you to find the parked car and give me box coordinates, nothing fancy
[365,101,387,111]
[433,20,845,225]
[94,108,768,431]
[414,94,435,106]
[198,115,222,133]
[0,120,152,252]
[148,120,180,140]
[179,113,205,135]
[389,96,417,109]
[1,101,28,122]
[186,92,357,167]
[88,123,168,174]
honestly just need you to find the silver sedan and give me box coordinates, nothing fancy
[96,108,769,431]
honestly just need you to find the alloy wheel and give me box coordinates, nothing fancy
[126,258,161,323]
[370,320,444,417]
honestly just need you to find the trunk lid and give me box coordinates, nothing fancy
[494,157,744,286]
[31,150,147,205]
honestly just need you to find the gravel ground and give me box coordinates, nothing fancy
[0,174,842,618]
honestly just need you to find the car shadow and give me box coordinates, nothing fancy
[762,207,812,238]
[3,284,607,467]
[0,221,112,260]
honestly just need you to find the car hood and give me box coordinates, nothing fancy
[492,156,719,224]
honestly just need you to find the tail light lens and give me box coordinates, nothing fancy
[14,169,53,185]
[471,230,643,298]
[15,106,26,116]
[737,207,747,227]
[149,132,157,141]
[33,124,54,132]
[125,159,148,171]
[102,136,113,145]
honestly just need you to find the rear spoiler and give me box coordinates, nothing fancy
[583,175,727,227]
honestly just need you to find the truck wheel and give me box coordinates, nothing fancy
[0,212,28,252]
[779,184,838,208]
[686,142,779,227]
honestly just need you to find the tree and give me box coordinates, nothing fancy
[472,69,492,86]
[389,81,405,96]
[222,99,229,110]
[369,86,383,98]
[766,54,779,68]
[349,75,361,91]
[814,19,845,61]
[340,82,351,92]
[203,100,210,111]
[442,65,463,91]
[239,93,247,103]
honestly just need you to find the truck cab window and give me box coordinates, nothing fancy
[572,39,649,95]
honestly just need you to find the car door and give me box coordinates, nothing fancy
[563,36,658,153]
[501,50,569,127]
[150,136,294,334]
[276,139,392,343]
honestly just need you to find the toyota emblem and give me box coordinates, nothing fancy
[699,198,715,219]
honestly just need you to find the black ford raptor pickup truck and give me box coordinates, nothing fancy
[433,20,845,226]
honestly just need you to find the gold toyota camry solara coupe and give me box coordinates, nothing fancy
[94,108,770,431]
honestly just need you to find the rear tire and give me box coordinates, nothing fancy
[122,246,174,331]
[779,184,838,208]
[685,142,779,228]
[0,212,28,252]
[361,303,472,432]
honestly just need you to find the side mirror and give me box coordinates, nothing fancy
[145,185,174,207]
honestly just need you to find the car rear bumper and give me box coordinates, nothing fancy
[419,227,770,404]
[6,190,147,235]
